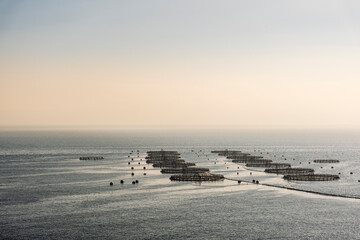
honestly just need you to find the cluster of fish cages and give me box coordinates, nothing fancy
[79,156,104,160]
[283,174,340,181]
[170,173,225,181]
[246,163,291,169]
[265,168,314,175]
[146,150,224,181]
[313,159,340,163]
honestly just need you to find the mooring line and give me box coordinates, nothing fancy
[224,177,360,200]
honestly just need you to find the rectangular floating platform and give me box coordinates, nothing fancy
[313,159,340,163]
[79,157,104,160]
[265,168,314,175]
[283,174,340,181]
[170,173,224,182]
[246,163,291,168]
[161,167,210,174]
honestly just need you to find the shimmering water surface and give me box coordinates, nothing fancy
[1,130,360,239]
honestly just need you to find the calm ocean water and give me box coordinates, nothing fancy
[1,130,360,239]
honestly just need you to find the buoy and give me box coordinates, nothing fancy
[237,167,239,169]
[138,162,140,165]
[350,172,353,175]
[338,173,341,175]
[238,180,241,184]
[131,173,134,176]
[128,162,130,165]
[308,162,311,164]
[250,172,252,175]
[331,166,334,169]
[143,167,146,170]
[252,180,255,183]
[135,180,139,183]
[131,167,134,170]
[120,180,124,184]
[132,181,135,184]
[128,155,130,157]
[237,172,239,175]
[227,167,229,169]
[256,180,259,184]
[285,158,287,160]
[144,173,146,175]
[110,182,113,186]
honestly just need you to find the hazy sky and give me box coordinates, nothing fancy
[1,0,360,129]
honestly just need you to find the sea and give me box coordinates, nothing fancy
[1,129,360,240]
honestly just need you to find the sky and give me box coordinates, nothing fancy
[1,0,360,130]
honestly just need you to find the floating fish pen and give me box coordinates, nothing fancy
[232,159,273,164]
[145,155,181,160]
[211,150,244,156]
[146,159,186,164]
[79,157,104,160]
[170,173,225,182]
[153,162,196,168]
[147,151,180,156]
[227,155,263,160]
[313,159,340,163]
[246,163,291,169]
[283,174,340,181]
[265,168,314,175]
[161,167,210,174]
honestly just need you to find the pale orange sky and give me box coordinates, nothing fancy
[1,1,360,129]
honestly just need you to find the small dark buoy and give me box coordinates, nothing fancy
[143,167,146,170]
[120,180,124,184]
[358,180,360,182]
[131,158,134,161]
[128,155,130,157]
[321,166,323,168]
[250,172,252,175]
[350,172,353,175]
[214,162,216,164]
[132,181,135,184]
[131,167,134,170]
[144,173,146,175]
[238,180,241,184]
[227,167,229,169]
[299,162,301,164]
[135,180,139,183]
[237,167,239,169]
[252,180,256,183]
[331,166,334,169]
[138,162,140,165]
[308,162,311,164]
[285,158,287,160]
[131,172,134,176]
[128,162,130,165]
[110,182,113,186]
[338,173,341,175]
[256,180,259,184]
[237,172,239,175]
[293,158,295,160]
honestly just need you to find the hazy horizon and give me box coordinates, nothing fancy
[1,0,360,130]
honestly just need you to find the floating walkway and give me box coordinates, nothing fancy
[161,167,209,174]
